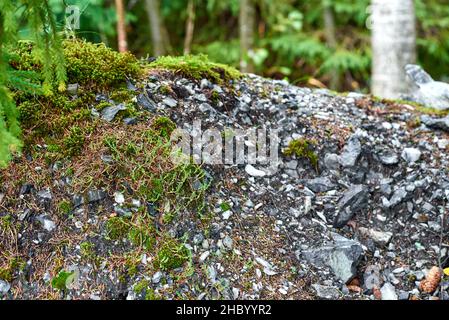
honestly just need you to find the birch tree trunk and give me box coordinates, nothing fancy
[370,0,416,99]
[115,0,128,52]
[144,0,165,56]
[239,0,255,73]
[183,0,195,55]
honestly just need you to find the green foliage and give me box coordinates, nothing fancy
[51,270,74,291]
[283,139,319,170]
[0,0,66,168]
[148,54,242,84]
[155,237,190,271]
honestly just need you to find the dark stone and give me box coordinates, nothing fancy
[333,185,369,228]
[302,233,363,283]
[136,93,157,111]
[19,183,34,195]
[305,176,336,193]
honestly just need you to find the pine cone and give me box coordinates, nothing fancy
[419,266,442,293]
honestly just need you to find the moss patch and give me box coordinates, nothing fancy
[155,237,190,271]
[283,139,319,170]
[148,54,241,84]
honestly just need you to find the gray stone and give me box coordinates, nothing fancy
[305,176,336,193]
[324,153,341,170]
[37,215,56,232]
[363,265,381,290]
[421,115,449,132]
[245,164,266,177]
[123,117,138,125]
[302,233,363,283]
[380,282,398,300]
[101,103,127,122]
[359,227,393,246]
[379,152,399,165]
[339,136,361,167]
[334,185,369,228]
[152,271,163,284]
[87,189,107,203]
[312,284,341,299]
[401,148,421,163]
[136,93,156,111]
[163,97,178,107]
[388,188,407,208]
[37,189,52,200]
[0,280,10,295]
[405,64,449,110]
[67,83,79,96]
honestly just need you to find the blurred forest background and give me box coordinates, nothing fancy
[38,0,449,93]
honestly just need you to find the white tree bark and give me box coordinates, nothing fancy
[370,0,416,99]
[239,0,255,73]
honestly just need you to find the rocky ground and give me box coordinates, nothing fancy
[1,69,449,300]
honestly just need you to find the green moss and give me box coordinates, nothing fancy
[0,215,13,231]
[133,279,150,294]
[0,256,26,282]
[63,126,86,157]
[11,39,142,91]
[145,288,160,300]
[373,96,449,117]
[155,237,190,271]
[148,54,242,84]
[128,225,156,250]
[151,116,176,138]
[105,217,130,240]
[283,139,319,170]
[80,241,95,259]
[63,39,141,89]
[110,89,134,103]
[211,90,220,104]
[17,100,43,127]
[58,200,72,215]
[159,84,172,95]
[51,270,74,291]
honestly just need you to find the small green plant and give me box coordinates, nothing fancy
[220,202,231,212]
[155,237,190,271]
[283,138,319,170]
[80,241,95,259]
[51,270,74,291]
[58,200,72,215]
